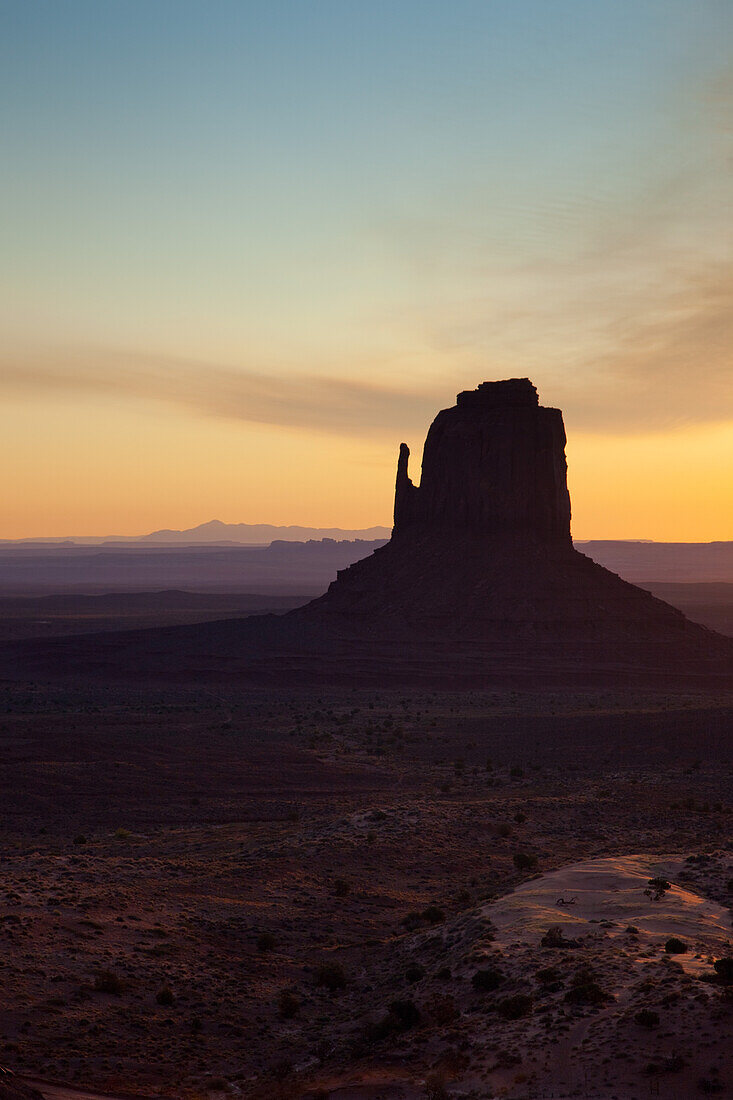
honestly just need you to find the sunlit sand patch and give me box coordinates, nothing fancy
[486,853,731,972]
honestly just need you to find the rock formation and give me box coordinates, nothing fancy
[293,380,733,685]
[2,379,730,688]
[393,379,570,542]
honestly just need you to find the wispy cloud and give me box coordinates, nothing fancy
[0,348,443,438]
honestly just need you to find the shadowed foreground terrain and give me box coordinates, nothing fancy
[1,679,731,1099]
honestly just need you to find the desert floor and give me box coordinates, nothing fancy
[0,679,731,1099]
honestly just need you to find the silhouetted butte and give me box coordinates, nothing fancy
[1,379,731,687]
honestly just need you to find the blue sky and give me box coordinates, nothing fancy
[1,1,731,536]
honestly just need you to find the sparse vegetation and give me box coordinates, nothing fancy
[497,993,533,1018]
[471,967,505,992]
[513,851,538,871]
[93,969,124,995]
[664,937,687,954]
[315,962,347,991]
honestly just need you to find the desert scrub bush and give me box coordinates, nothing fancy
[664,937,687,954]
[402,905,445,930]
[333,878,350,897]
[93,969,124,995]
[315,962,347,990]
[564,968,611,1006]
[713,957,733,982]
[424,1071,449,1100]
[367,998,421,1041]
[427,994,459,1026]
[471,967,505,992]
[405,963,426,983]
[155,985,174,1006]
[497,993,533,1019]
[541,925,579,949]
[278,990,300,1019]
[645,877,671,901]
[257,932,276,952]
[495,823,512,838]
[535,966,561,986]
[510,765,524,779]
[635,1008,659,1028]
[513,852,538,872]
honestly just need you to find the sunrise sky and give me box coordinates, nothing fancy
[1,0,731,540]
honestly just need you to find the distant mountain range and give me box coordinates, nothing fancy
[0,519,393,546]
[0,532,730,594]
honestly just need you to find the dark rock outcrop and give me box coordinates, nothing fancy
[291,380,733,685]
[394,379,570,543]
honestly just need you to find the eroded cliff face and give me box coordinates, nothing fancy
[393,379,571,544]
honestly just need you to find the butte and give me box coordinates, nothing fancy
[278,378,733,687]
[1,379,731,688]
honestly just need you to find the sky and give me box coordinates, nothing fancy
[1,0,731,540]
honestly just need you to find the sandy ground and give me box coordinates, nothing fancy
[490,853,731,955]
[0,683,730,1099]
[24,1085,147,1100]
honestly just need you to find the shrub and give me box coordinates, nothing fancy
[334,878,350,897]
[540,925,578,948]
[155,985,174,1006]
[94,969,124,995]
[496,823,512,838]
[665,938,687,954]
[368,998,421,1041]
[257,932,276,952]
[513,852,538,872]
[278,990,300,1019]
[425,1072,449,1100]
[471,967,505,992]
[510,765,524,779]
[428,994,459,1025]
[405,963,426,983]
[564,969,610,1005]
[713,957,733,982]
[421,904,445,925]
[635,1008,659,1028]
[315,963,347,991]
[535,966,561,985]
[497,993,532,1019]
[645,877,671,901]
